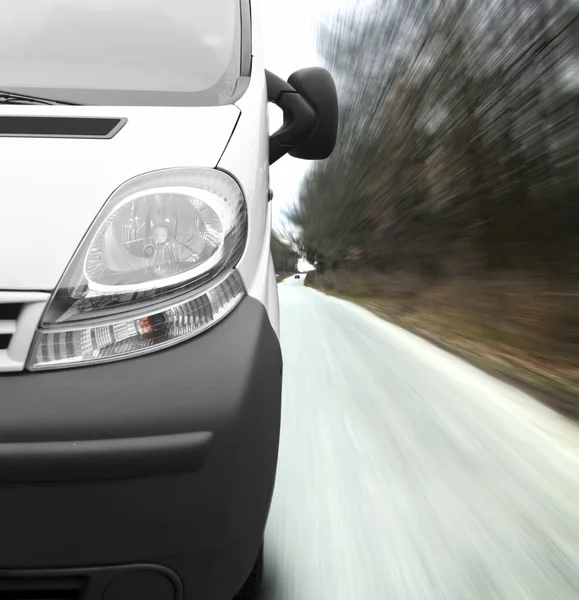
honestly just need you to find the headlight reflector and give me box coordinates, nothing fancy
[86,187,227,290]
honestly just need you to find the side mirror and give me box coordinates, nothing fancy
[266,67,338,165]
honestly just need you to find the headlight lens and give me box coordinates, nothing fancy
[28,270,244,371]
[43,167,247,326]
[26,167,248,371]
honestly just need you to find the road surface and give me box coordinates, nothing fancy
[261,275,579,600]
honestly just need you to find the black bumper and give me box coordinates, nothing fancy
[0,295,283,600]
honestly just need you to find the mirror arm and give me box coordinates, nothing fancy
[265,69,296,103]
[266,70,317,165]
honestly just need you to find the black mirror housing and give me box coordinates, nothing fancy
[266,67,338,165]
[287,68,338,161]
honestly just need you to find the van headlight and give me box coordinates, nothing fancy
[27,167,248,371]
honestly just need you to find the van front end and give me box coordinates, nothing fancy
[0,290,282,600]
[0,0,337,598]
[0,116,282,600]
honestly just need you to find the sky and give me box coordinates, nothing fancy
[261,0,354,270]
[261,0,352,232]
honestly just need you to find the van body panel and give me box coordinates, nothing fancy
[219,1,272,323]
[243,200,279,338]
[0,105,240,290]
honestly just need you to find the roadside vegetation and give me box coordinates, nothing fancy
[305,269,579,417]
[271,230,299,279]
[289,0,579,415]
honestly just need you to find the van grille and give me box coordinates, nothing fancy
[0,303,22,352]
[0,304,22,321]
[0,591,80,600]
[0,577,85,600]
[0,293,50,373]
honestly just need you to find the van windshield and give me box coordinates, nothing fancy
[0,0,245,107]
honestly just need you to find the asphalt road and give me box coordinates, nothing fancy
[260,274,579,600]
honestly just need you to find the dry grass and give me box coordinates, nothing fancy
[306,269,579,417]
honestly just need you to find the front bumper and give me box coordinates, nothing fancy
[0,295,283,600]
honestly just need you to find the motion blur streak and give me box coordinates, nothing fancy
[261,276,579,600]
[278,0,579,404]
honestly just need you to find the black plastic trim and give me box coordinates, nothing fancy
[0,335,10,350]
[0,296,282,598]
[0,431,213,483]
[265,70,317,165]
[0,303,22,320]
[0,116,127,139]
[0,575,86,599]
[0,564,183,600]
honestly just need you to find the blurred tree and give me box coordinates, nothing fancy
[289,0,579,283]
[271,230,300,273]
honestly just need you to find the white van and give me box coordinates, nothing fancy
[0,1,338,599]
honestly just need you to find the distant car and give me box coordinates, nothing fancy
[294,274,300,279]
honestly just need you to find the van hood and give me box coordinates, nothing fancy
[0,105,240,290]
